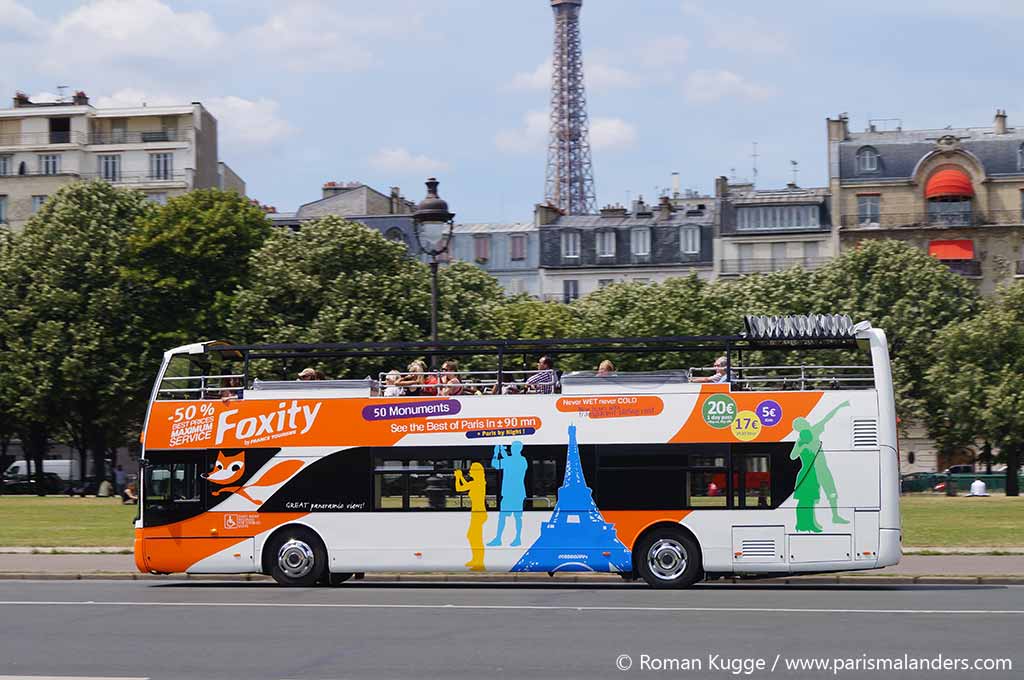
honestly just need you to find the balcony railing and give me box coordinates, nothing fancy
[79,171,189,185]
[940,259,982,278]
[0,131,87,146]
[841,210,1024,229]
[720,257,830,275]
[88,129,185,145]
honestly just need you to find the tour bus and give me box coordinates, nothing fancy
[134,314,901,588]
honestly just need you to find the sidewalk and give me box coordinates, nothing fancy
[0,552,1021,584]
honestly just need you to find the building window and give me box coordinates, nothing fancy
[473,235,491,263]
[38,154,60,175]
[857,195,880,226]
[384,227,405,245]
[31,195,47,213]
[149,153,173,180]
[803,241,820,263]
[1018,143,1024,172]
[146,192,168,205]
[598,278,614,288]
[596,229,616,257]
[856,146,879,173]
[561,230,580,259]
[563,279,579,302]
[0,155,10,176]
[0,195,6,224]
[98,154,121,182]
[630,227,651,256]
[509,234,526,261]
[736,206,819,231]
[928,197,973,226]
[680,225,700,254]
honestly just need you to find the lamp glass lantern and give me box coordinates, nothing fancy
[413,177,455,258]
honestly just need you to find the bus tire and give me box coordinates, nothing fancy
[635,527,702,589]
[265,527,327,587]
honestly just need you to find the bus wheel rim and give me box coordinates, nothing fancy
[648,538,687,580]
[278,539,316,579]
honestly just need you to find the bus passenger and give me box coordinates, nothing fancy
[526,355,558,394]
[298,367,317,381]
[396,359,428,395]
[597,359,616,376]
[383,370,404,397]
[439,360,463,396]
[690,356,729,383]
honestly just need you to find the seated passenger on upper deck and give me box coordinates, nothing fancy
[396,359,433,396]
[597,359,616,376]
[298,367,318,381]
[439,360,463,396]
[690,356,729,384]
[526,355,558,394]
[383,369,404,397]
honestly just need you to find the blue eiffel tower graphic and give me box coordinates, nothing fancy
[511,424,632,573]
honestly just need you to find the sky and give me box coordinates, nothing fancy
[2,0,1023,222]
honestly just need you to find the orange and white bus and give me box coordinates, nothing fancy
[134,314,901,588]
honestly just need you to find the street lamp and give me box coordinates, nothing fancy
[412,177,455,354]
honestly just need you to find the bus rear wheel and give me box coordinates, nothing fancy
[266,528,326,587]
[636,528,702,589]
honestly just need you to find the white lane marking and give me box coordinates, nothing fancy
[0,676,149,679]
[0,600,1021,615]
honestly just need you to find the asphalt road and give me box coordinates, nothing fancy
[0,580,1021,680]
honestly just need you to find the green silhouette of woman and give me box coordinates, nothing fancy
[790,401,850,533]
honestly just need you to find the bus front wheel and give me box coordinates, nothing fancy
[265,527,327,587]
[636,528,702,589]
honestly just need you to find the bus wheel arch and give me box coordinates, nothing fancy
[261,523,328,587]
[632,522,703,589]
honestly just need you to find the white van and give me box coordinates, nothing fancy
[3,459,81,482]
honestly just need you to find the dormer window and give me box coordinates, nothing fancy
[856,146,879,173]
[1018,143,1024,172]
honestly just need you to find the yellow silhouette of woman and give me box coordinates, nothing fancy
[454,462,488,571]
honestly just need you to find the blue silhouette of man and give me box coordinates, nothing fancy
[487,441,528,547]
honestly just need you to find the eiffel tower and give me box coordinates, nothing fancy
[511,424,631,572]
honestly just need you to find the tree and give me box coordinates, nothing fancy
[0,181,153,492]
[124,189,272,348]
[925,282,1024,495]
[229,216,432,377]
[814,240,978,418]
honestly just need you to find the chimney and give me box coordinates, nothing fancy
[599,204,629,218]
[534,202,563,227]
[714,175,729,198]
[72,90,89,106]
[12,91,30,108]
[322,180,342,199]
[632,195,652,217]
[827,113,850,142]
[671,172,681,198]
[995,109,1008,135]
[658,195,673,220]
[389,186,401,214]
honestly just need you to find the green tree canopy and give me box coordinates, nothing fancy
[814,240,978,417]
[124,189,272,348]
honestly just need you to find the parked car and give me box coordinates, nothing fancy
[1,472,66,495]
[943,464,975,475]
[900,471,946,493]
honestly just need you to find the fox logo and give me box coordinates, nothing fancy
[203,451,303,506]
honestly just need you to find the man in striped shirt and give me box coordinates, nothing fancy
[526,355,558,394]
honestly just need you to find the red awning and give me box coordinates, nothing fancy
[928,239,974,260]
[925,168,974,198]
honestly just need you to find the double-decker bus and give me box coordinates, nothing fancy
[134,314,901,588]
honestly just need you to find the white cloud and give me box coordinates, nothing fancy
[0,0,46,38]
[369,147,449,174]
[707,17,788,55]
[504,57,638,93]
[506,61,550,91]
[240,1,424,73]
[494,111,549,154]
[590,117,637,151]
[45,0,222,68]
[92,89,293,153]
[684,69,775,103]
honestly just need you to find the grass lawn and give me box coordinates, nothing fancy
[900,494,1024,547]
[0,493,1021,548]
[0,496,136,547]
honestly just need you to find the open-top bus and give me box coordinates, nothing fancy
[134,314,900,588]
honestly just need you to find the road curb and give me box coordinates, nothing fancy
[1,571,1022,584]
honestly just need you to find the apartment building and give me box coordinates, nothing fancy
[828,110,1024,294]
[0,91,241,229]
[449,222,540,297]
[714,176,833,277]
[536,195,715,302]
